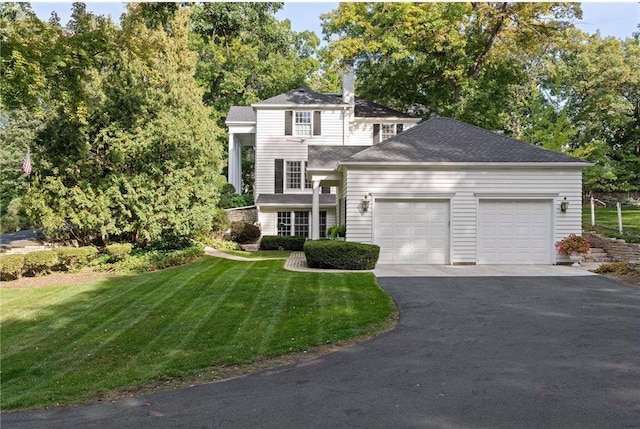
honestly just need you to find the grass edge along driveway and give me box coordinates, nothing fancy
[1,257,396,411]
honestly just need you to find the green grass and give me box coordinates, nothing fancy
[582,206,640,239]
[221,249,291,259]
[0,257,394,411]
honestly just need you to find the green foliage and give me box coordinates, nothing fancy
[218,182,255,208]
[56,246,98,271]
[23,250,57,275]
[328,225,346,239]
[260,235,306,251]
[9,5,224,245]
[594,262,631,275]
[228,221,261,244]
[304,240,380,270]
[105,243,133,261]
[321,2,580,129]
[199,236,242,251]
[0,254,24,280]
[0,198,31,233]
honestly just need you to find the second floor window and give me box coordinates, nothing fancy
[295,111,312,136]
[381,124,396,141]
[286,161,313,190]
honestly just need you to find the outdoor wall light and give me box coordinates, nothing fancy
[560,197,569,213]
[361,194,370,212]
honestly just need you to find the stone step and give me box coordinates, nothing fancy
[584,247,612,263]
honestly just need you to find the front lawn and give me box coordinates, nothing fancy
[582,206,640,239]
[221,249,291,259]
[1,257,394,411]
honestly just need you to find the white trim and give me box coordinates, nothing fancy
[340,162,592,168]
[474,192,559,199]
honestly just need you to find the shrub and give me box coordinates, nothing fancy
[23,250,58,276]
[145,236,194,251]
[0,254,24,280]
[555,234,591,255]
[260,235,306,251]
[198,236,242,251]
[328,225,346,239]
[594,262,630,275]
[106,243,133,261]
[56,247,98,271]
[304,240,380,270]
[229,222,261,244]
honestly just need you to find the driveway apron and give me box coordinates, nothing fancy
[3,275,640,429]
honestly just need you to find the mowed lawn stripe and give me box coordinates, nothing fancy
[1,257,394,410]
[3,261,216,406]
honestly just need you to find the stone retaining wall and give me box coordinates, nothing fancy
[225,206,258,224]
[583,232,640,262]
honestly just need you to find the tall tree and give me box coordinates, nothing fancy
[22,4,224,244]
[321,2,581,130]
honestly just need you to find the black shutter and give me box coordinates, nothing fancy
[275,159,284,194]
[284,111,293,136]
[373,124,380,144]
[396,123,403,134]
[321,186,330,194]
[313,111,321,136]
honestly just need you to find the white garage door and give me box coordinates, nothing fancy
[375,200,449,264]
[478,200,552,265]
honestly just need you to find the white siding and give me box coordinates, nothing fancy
[345,167,583,264]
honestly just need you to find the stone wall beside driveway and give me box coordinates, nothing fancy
[584,231,640,262]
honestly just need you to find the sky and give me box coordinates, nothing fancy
[30,2,640,41]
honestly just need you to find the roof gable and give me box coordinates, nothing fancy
[343,117,587,164]
[253,88,344,106]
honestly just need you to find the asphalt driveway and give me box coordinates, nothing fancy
[4,275,640,428]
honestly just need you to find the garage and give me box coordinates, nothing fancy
[374,200,449,264]
[477,200,553,264]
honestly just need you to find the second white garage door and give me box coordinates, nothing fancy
[477,200,552,264]
[375,200,449,264]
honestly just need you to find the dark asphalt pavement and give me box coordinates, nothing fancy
[4,275,640,428]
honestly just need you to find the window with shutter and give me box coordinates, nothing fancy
[397,123,404,133]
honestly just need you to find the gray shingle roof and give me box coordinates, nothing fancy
[226,106,256,123]
[308,146,369,170]
[256,194,336,206]
[354,98,418,119]
[343,117,587,164]
[254,88,344,106]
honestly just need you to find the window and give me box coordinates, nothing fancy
[277,212,291,236]
[295,111,312,136]
[319,211,327,238]
[294,211,309,237]
[277,210,326,238]
[286,161,302,189]
[381,124,395,141]
[285,161,312,190]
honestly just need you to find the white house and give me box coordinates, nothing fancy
[226,70,591,265]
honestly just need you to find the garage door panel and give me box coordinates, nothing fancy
[478,200,552,265]
[375,200,450,265]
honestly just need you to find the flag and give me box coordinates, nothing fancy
[22,150,32,176]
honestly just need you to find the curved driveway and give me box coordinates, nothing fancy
[4,275,640,428]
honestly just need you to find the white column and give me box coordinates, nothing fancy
[228,133,242,194]
[312,180,320,240]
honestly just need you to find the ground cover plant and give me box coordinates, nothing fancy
[582,206,640,242]
[0,257,394,411]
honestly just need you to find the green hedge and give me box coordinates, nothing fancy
[0,254,25,280]
[260,235,306,251]
[106,243,133,261]
[304,240,380,270]
[56,247,98,271]
[229,222,261,244]
[23,250,58,275]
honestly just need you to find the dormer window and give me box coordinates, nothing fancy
[285,110,322,137]
[373,123,404,144]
